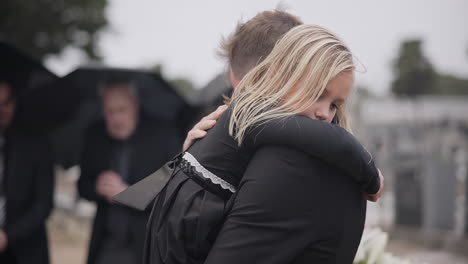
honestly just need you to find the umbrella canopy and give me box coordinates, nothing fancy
[189,73,232,107]
[189,73,233,121]
[20,66,194,167]
[0,41,58,127]
[21,67,192,130]
[0,41,58,96]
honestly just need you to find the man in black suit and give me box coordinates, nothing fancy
[0,80,54,264]
[205,146,369,264]
[182,10,382,263]
[78,79,180,264]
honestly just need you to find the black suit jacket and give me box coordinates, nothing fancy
[2,129,54,264]
[205,146,366,264]
[78,116,181,264]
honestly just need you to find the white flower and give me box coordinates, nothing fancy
[353,228,419,264]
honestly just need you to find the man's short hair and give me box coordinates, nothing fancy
[98,78,138,101]
[219,9,303,80]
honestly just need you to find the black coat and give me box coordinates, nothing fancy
[78,116,181,264]
[140,108,378,264]
[205,146,367,264]
[2,130,54,264]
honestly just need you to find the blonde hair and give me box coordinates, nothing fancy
[229,24,355,145]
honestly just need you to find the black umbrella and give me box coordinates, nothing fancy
[21,66,195,168]
[21,67,192,129]
[189,73,231,106]
[189,73,232,121]
[0,41,58,127]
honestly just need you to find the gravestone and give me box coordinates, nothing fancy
[395,166,422,227]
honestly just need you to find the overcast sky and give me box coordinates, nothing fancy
[46,0,468,94]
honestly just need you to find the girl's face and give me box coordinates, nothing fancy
[300,71,353,123]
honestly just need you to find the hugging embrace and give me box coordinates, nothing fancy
[118,9,384,264]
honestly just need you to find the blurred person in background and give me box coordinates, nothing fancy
[77,79,180,264]
[0,78,54,264]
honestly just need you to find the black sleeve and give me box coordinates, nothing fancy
[77,128,101,202]
[205,146,359,264]
[245,115,380,194]
[6,137,54,245]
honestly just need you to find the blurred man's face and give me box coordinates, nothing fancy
[0,82,15,131]
[102,86,139,140]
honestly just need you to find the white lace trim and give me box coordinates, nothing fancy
[183,152,236,193]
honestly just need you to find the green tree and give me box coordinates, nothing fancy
[0,0,108,60]
[152,63,195,97]
[391,40,436,96]
[170,78,196,97]
[435,74,468,95]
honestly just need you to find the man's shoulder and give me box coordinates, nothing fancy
[84,119,108,139]
[251,145,329,169]
[7,128,49,148]
[5,129,52,163]
[248,145,358,190]
[137,115,179,139]
[139,115,173,129]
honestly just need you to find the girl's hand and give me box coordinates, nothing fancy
[364,169,384,202]
[182,105,228,151]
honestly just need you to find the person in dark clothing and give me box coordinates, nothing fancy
[0,81,54,264]
[141,24,384,264]
[144,106,380,264]
[114,10,382,264]
[205,146,367,264]
[78,80,180,264]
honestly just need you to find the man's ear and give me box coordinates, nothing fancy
[229,68,240,88]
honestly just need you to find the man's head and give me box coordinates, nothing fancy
[0,80,16,131]
[99,80,139,140]
[220,9,303,87]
